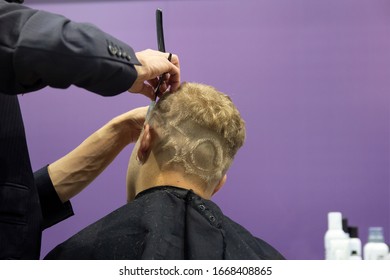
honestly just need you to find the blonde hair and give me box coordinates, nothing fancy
[149,82,246,187]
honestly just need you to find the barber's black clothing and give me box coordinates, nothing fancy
[0,1,139,96]
[0,95,73,259]
[34,166,73,230]
[45,186,285,260]
[0,1,139,259]
[0,94,41,259]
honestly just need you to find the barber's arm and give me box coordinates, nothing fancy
[46,107,147,204]
[35,107,147,229]
[0,2,180,98]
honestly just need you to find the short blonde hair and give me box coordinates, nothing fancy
[149,82,246,187]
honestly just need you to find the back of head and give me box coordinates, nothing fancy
[148,82,246,188]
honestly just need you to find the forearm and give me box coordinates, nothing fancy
[48,119,130,203]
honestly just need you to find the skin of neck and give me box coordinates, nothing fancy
[127,124,226,202]
[133,151,216,200]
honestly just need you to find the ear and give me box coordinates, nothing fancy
[137,124,152,164]
[212,174,227,196]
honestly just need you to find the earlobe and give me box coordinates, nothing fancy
[137,124,152,164]
[212,174,227,196]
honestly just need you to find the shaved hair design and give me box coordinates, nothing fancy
[148,82,246,188]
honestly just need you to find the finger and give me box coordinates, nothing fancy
[157,81,169,96]
[169,53,180,68]
[147,77,160,89]
[137,83,155,100]
[166,66,180,92]
[162,72,170,81]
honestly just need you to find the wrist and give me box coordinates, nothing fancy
[104,117,133,147]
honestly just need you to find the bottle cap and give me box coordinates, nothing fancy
[342,218,349,234]
[368,227,385,243]
[348,226,359,238]
[328,212,342,230]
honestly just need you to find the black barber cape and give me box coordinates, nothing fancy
[45,186,284,260]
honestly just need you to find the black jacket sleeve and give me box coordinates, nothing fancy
[0,1,140,96]
[34,166,74,230]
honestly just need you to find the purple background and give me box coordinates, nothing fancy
[20,0,390,259]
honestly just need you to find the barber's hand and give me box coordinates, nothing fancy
[48,106,148,203]
[129,49,180,99]
[110,106,148,145]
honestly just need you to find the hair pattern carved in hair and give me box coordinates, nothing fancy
[148,82,246,187]
[151,113,226,185]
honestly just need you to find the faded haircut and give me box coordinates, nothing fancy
[148,82,246,188]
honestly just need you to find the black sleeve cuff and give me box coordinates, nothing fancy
[34,166,74,230]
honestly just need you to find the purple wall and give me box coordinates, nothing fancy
[21,0,390,259]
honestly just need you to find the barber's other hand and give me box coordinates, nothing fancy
[48,106,148,203]
[110,106,148,145]
[129,49,180,99]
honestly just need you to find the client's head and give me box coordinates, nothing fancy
[126,82,246,201]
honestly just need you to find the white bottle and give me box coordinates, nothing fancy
[349,250,362,260]
[348,226,362,260]
[363,227,389,260]
[331,238,351,260]
[324,212,348,260]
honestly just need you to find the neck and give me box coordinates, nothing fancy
[136,163,213,200]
